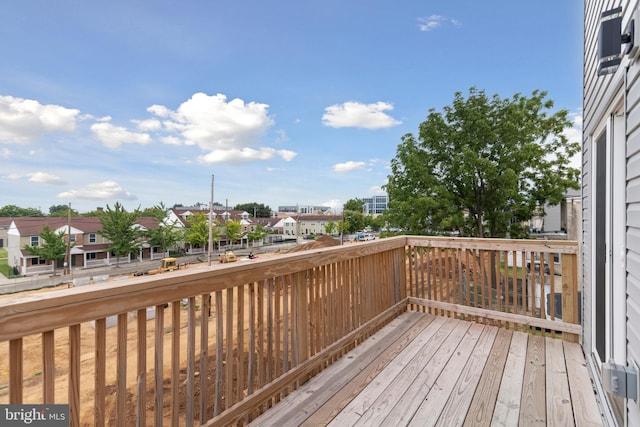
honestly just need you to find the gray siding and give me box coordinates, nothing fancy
[585,0,640,424]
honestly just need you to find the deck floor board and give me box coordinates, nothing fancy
[250,311,603,427]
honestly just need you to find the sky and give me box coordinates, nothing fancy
[0,1,583,214]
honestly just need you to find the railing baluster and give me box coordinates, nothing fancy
[199,294,209,425]
[214,291,223,416]
[186,297,195,426]
[237,284,245,405]
[95,318,106,427]
[154,304,164,427]
[116,313,127,427]
[137,308,147,427]
[42,331,54,404]
[225,288,234,410]
[171,301,180,425]
[9,338,23,404]
[69,325,80,427]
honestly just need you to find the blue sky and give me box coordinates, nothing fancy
[0,1,583,214]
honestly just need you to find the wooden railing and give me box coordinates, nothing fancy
[405,236,581,341]
[0,236,579,426]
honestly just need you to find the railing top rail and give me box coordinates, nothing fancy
[406,236,579,254]
[0,236,407,341]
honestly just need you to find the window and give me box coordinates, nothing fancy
[89,233,96,243]
[70,234,76,244]
[30,236,39,246]
[87,253,97,260]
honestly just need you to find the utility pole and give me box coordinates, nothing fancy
[64,202,71,275]
[208,175,214,266]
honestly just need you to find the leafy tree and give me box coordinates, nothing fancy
[385,87,580,238]
[49,204,79,217]
[225,220,242,245]
[325,221,338,236]
[0,205,45,217]
[183,212,216,251]
[233,202,272,218]
[344,198,366,213]
[247,225,268,245]
[98,202,143,267]
[144,203,183,255]
[343,199,366,233]
[23,224,70,276]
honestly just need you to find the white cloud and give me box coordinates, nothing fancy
[564,110,583,170]
[57,180,137,200]
[0,95,79,144]
[90,120,152,149]
[1,148,10,159]
[149,92,274,150]
[417,15,461,32]
[369,185,387,195]
[322,199,342,211]
[145,92,294,164]
[333,161,366,173]
[133,118,162,131]
[198,147,298,164]
[322,101,401,129]
[28,172,66,185]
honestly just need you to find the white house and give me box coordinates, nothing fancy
[584,1,640,424]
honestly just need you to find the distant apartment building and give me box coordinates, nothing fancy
[277,205,332,216]
[362,195,388,215]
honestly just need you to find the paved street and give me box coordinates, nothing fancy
[0,242,300,295]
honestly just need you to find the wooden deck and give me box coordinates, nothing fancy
[250,311,604,427]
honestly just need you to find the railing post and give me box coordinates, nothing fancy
[294,271,309,367]
[561,253,579,342]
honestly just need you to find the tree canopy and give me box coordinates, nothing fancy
[233,202,272,218]
[98,202,143,266]
[23,224,70,275]
[385,87,580,238]
[143,203,183,254]
[183,212,218,250]
[343,198,366,233]
[0,205,45,217]
[225,220,242,245]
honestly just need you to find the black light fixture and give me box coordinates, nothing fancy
[598,7,635,76]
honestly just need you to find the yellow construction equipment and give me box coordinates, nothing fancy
[147,257,180,274]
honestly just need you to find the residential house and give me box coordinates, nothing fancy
[167,207,261,251]
[6,216,162,275]
[584,2,640,425]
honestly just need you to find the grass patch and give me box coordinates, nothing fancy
[0,248,21,278]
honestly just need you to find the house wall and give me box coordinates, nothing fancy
[584,0,640,424]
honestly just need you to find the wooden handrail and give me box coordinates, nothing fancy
[0,235,580,425]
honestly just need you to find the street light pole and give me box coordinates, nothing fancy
[208,174,214,266]
[64,202,71,275]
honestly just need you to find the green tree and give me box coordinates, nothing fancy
[233,203,272,218]
[247,225,268,246]
[49,204,78,217]
[325,221,337,236]
[183,212,216,251]
[225,220,242,246]
[23,224,70,276]
[0,205,45,217]
[385,87,580,238]
[98,202,143,267]
[144,203,183,256]
[343,199,366,233]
